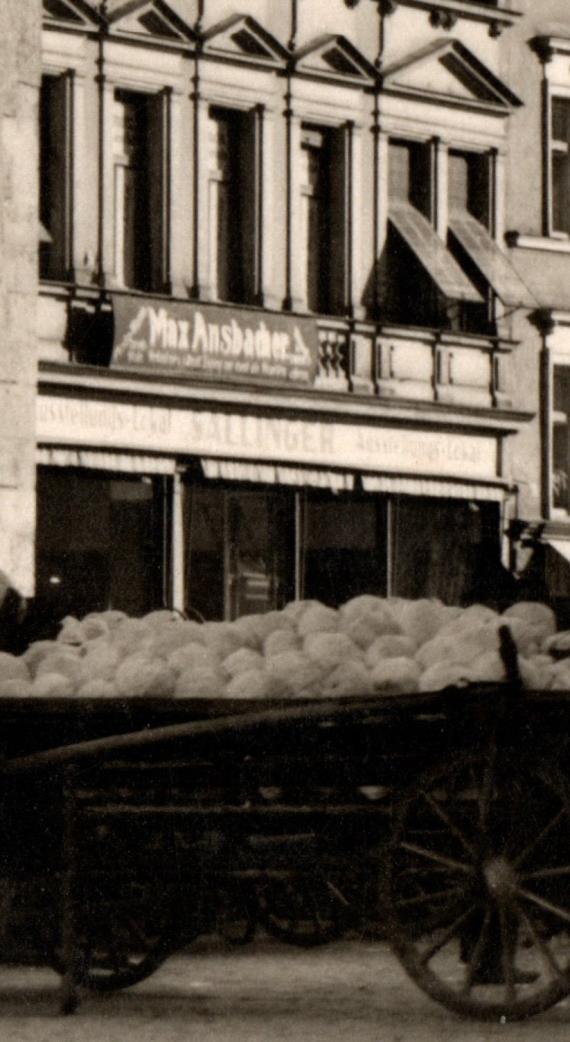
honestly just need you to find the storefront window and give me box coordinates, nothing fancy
[301,494,388,607]
[391,497,505,607]
[184,484,295,621]
[35,468,167,625]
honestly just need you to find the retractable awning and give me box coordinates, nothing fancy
[448,213,536,309]
[361,474,508,501]
[200,458,354,491]
[389,202,483,304]
[37,447,176,475]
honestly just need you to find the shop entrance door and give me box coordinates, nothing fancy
[227,491,294,619]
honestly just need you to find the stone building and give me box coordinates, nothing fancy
[26,0,555,621]
[0,1,40,596]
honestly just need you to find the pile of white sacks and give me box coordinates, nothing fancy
[0,596,569,699]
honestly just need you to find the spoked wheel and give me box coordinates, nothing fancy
[258,871,351,948]
[53,887,180,992]
[383,752,570,1022]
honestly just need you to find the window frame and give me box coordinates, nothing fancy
[111,85,171,294]
[546,87,570,240]
[206,103,262,306]
[297,118,353,318]
[39,68,74,283]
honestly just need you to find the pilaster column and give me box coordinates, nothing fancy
[169,87,190,297]
[434,137,448,239]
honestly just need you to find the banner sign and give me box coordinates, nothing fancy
[112,297,319,388]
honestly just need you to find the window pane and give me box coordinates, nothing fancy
[113,91,162,291]
[184,486,225,621]
[448,152,469,213]
[553,367,570,511]
[227,492,294,619]
[552,97,570,143]
[552,151,570,234]
[302,496,387,607]
[35,468,165,626]
[209,107,256,304]
[302,124,345,315]
[39,75,68,280]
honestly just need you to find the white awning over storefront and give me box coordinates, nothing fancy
[36,447,176,475]
[200,458,355,491]
[361,474,508,501]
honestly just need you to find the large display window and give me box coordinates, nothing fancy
[35,467,169,623]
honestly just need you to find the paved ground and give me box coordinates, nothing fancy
[2,937,570,1042]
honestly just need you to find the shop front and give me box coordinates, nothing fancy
[35,376,512,625]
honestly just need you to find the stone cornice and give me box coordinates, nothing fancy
[344,1,520,36]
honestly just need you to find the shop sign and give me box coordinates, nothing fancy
[37,394,499,483]
[111,296,319,388]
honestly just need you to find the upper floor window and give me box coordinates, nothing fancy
[39,72,72,281]
[553,364,570,514]
[383,139,481,328]
[447,148,494,334]
[300,123,348,316]
[112,89,167,293]
[207,107,258,305]
[550,96,570,237]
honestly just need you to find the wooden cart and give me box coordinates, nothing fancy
[0,645,569,1022]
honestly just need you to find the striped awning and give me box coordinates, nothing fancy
[200,458,354,491]
[36,447,176,475]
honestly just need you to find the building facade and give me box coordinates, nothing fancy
[0,1,40,598]
[28,0,548,623]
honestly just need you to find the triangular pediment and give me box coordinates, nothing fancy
[108,0,194,45]
[202,15,287,68]
[382,39,521,111]
[294,34,376,86]
[43,0,99,29]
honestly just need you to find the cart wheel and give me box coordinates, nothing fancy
[383,753,570,1022]
[258,872,351,948]
[52,890,178,992]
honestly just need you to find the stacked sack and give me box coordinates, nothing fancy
[0,596,566,699]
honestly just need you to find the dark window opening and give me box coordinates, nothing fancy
[447,149,495,335]
[113,89,166,292]
[35,468,167,628]
[39,73,70,281]
[209,107,257,305]
[383,139,443,328]
[301,494,388,607]
[553,365,570,512]
[302,124,348,316]
[551,97,570,235]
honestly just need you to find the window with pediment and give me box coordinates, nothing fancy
[300,123,349,316]
[112,89,167,293]
[207,106,258,305]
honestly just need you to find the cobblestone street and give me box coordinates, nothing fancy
[2,937,570,1042]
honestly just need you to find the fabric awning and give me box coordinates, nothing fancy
[448,213,536,308]
[200,458,354,491]
[389,203,482,303]
[361,474,507,501]
[36,447,176,475]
